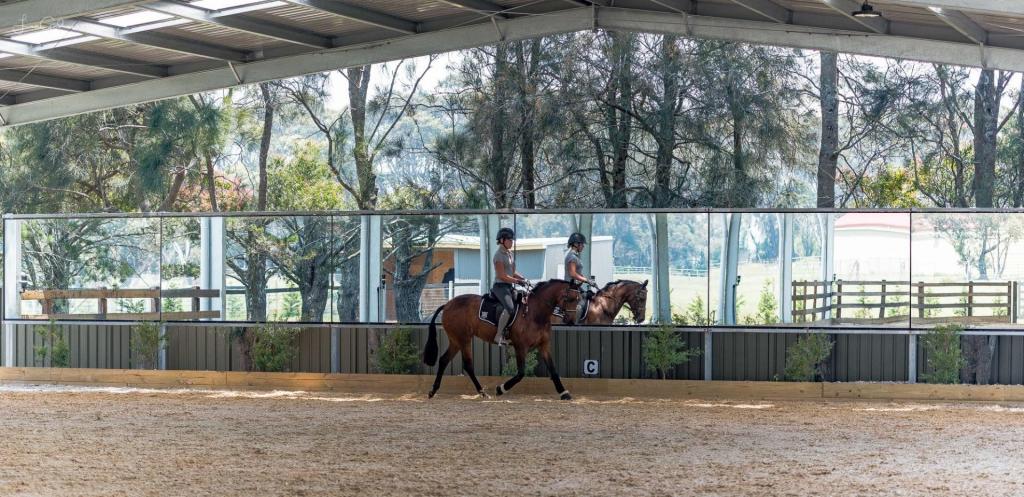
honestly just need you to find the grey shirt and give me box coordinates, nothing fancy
[565,250,584,280]
[493,246,515,285]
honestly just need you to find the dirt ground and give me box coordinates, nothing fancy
[0,385,1023,496]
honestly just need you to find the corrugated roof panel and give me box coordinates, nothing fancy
[245,3,366,36]
[0,55,124,80]
[70,38,205,66]
[330,0,470,22]
[0,80,50,94]
[159,21,296,50]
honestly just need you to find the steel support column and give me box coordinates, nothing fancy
[3,218,20,367]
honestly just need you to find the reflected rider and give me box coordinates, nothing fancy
[565,232,597,323]
[493,227,527,346]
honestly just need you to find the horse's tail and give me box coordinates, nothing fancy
[423,303,445,366]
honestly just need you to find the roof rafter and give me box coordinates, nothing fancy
[929,7,988,45]
[284,0,419,34]
[729,0,789,24]
[0,69,90,92]
[438,0,512,18]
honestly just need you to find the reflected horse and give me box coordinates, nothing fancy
[562,279,649,325]
[423,279,581,399]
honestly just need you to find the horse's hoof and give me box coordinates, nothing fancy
[496,384,506,396]
[559,391,572,401]
[478,390,491,399]
[428,390,436,399]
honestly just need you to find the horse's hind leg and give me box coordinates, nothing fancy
[461,344,488,398]
[539,342,571,400]
[429,343,458,399]
[496,344,527,396]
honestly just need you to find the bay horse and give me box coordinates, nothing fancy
[423,279,581,400]
[561,279,649,325]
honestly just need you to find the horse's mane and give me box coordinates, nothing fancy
[598,279,644,293]
[531,278,570,294]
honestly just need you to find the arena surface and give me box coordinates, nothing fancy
[0,385,1022,496]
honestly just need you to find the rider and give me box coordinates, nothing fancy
[493,227,527,345]
[564,232,597,323]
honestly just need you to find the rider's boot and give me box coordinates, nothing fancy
[494,310,510,346]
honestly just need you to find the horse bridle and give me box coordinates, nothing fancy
[556,285,582,325]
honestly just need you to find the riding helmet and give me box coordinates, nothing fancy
[497,227,516,242]
[567,232,587,247]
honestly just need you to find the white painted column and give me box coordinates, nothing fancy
[358,215,382,322]
[779,213,794,323]
[199,216,225,319]
[3,217,20,367]
[718,213,741,325]
[478,214,499,294]
[907,334,917,383]
[820,213,836,319]
[653,213,671,323]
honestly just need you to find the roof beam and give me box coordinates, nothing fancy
[62,18,251,61]
[438,0,512,18]
[883,0,1024,18]
[284,0,419,34]
[0,69,90,92]
[143,1,333,49]
[0,39,167,78]
[929,7,988,45]
[820,0,888,34]
[729,0,789,23]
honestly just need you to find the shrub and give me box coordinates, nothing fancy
[251,325,301,372]
[34,319,69,368]
[784,332,833,381]
[643,325,701,379]
[501,347,538,376]
[920,324,965,384]
[376,327,421,374]
[131,321,166,370]
[673,296,716,326]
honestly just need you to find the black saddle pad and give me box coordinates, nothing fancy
[479,292,522,327]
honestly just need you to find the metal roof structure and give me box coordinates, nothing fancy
[0,0,1022,126]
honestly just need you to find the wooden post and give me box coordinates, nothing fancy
[192,285,201,313]
[1012,281,1018,324]
[879,280,887,319]
[835,280,843,320]
[967,281,974,317]
[917,281,925,319]
[151,286,161,315]
[42,297,52,317]
[98,287,108,318]
[791,281,798,323]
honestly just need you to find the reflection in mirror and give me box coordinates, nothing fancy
[161,217,216,320]
[382,214,476,323]
[332,215,361,323]
[20,218,160,320]
[668,214,710,325]
[912,213,1020,329]
[225,215,335,322]
[830,212,910,326]
[592,213,652,323]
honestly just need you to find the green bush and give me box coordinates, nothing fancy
[784,332,833,381]
[376,327,421,374]
[251,325,301,372]
[643,325,701,379]
[34,319,69,368]
[673,296,716,326]
[920,324,965,384]
[501,347,538,376]
[131,321,166,369]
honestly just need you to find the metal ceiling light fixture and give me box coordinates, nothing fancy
[851,2,881,18]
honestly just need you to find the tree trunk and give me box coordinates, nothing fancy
[817,51,839,208]
[348,65,378,210]
[157,170,186,212]
[653,35,680,208]
[491,44,512,208]
[516,40,540,209]
[973,69,998,208]
[604,31,634,208]
[1014,82,1024,207]
[257,82,274,211]
[204,152,218,212]
[727,78,748,208]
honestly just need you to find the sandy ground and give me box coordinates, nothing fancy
[0,386,1023,496]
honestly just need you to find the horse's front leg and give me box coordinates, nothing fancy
[496,344,528,396]
[539,342,571,400]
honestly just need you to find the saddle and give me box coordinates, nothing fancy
[478,290,525,328]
